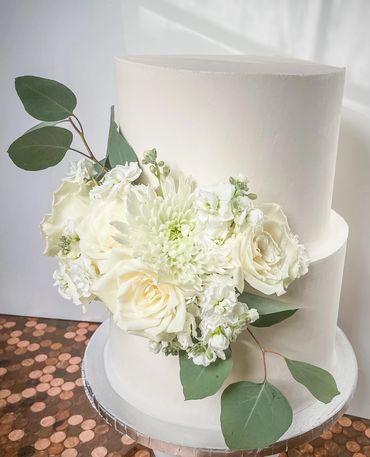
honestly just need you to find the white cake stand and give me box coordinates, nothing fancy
[82,320,357,457]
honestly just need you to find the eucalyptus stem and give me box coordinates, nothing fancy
[247,328,288,383]
[69,148,92,159]
[247,328,268,382]
[68,115,108,172]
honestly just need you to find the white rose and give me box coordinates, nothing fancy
[90,162,141,199]
[233,203,309,296]
[40,180,92,256]
[77,194,126,270]
[93,254,187,341]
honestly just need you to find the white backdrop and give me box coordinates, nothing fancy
[0,0,369,417]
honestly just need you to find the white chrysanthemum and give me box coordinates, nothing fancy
[65,159,97,184]
[53,255,98,309]
[114,174,230,292]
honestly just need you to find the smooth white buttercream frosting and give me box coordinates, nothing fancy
[115,55,345,246]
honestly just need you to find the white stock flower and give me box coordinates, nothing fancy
[233,203,309,296]
[208,333,229,351]
[187,275,257,365]
[40,180,92,256]
[90,162,141,199]
[53,255,98,308]
[191,349,217,367]
[93,254,187,341]
[64,159,97,184]
[196,183,234,226]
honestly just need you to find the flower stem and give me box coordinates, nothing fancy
[247,328,268,382]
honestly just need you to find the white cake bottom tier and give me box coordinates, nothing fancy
[104,211,348,431]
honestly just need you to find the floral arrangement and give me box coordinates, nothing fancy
[8,76,340,451]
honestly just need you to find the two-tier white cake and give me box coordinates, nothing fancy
[104,56,348,437]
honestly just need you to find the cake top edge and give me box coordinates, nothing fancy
[115,55,344,76]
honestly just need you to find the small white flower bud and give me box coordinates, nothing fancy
[148,340,161,354]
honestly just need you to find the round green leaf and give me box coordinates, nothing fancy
[179,350,233,400]
[221,381,292,450]
[285,358,340,404]
[15,76,77,121]
[239,292,298,327]
[8,126,73,171]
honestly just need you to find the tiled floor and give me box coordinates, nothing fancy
[0,315,369,457]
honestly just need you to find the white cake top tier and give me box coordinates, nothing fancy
[115,55,345,245]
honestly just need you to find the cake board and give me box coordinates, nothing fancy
[82,320,357,457]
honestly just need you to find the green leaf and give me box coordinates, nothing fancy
[221,381,292,450]
[107,106,138,167]
[15,76,77,121]
[179,350,233,400]
[239,292,298,327]
[8,126,72,171]
[285,359,340,404]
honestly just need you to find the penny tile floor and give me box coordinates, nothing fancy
[0,315,369,457]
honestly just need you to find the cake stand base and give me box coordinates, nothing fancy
[82,320,357,457]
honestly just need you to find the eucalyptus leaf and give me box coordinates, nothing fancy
[15,76,76,121]
[221,381,292,450]
[8,126,72,171]
[239,292,298,327]
[107,106,138,167]
[179,350,233,400]
[285,359,340,403]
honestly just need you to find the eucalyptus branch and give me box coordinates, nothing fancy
[247,328,289,383]
[69,148,92,159]
[247,328,268,382]
[68,115,108,172]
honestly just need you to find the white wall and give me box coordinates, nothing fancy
[0,0,126,321]
[0,0,369,416]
